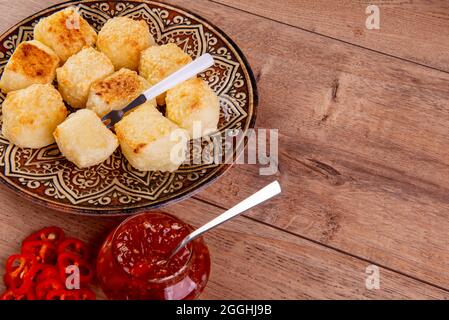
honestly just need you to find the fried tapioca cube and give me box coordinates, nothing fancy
[115,102,188,172]
[138,43,192,105]
[166,78,220,139]
[53,109,119,168]
[2,84,67,148]
[0,40,60,93]
[86,68,153,117]
[56,47,114,109]
[34,7,97,62]
[97,17,155,71]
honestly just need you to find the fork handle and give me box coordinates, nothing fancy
[143,53,214,101]
[106,53,215,127]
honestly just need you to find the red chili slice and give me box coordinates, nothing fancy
[46,288,96,300]
[76,288,96,300]
[3,273,12,288]
[46,289,79,300]
[23,227,65,246]
[57,238,90,261]
[34,265,59,284]
[35,278,64,300]
[57,252,94,286]
[0,288,35,300]
[4,254,37,294]
[21,240,57,265]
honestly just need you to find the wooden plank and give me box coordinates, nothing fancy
[0,187,447,299]
[212,0,449,72]
[0,0,61,31]
[162,0,449,289]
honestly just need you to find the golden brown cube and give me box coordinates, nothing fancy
[53,109,118,168]
[2,84,67,148]
[56,47,114,109]
[0,40,60,93]
[115,102,188,172]
[138,43,192,105]
[34,7,97,62]
[166,78,220,139]
[86,68,153,117]
[97,17,155,71]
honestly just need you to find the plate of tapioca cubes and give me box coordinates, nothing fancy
[0,7,219,172]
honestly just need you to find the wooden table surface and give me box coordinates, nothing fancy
[1,0,449,299]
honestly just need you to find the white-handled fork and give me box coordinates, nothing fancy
[101,53,215,128]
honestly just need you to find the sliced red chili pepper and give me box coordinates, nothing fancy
[57,238,90,261]
[4,254,37,294]
[46,288,96,300]
[35,278,64,300]
[3,273,11,288]
[75,288,96,300]
[21,240,57,264]
[23,227,65,246]
[34,265,59,283]
[57,252,94,286]
[0,288,35,300]
[46,289,79,300]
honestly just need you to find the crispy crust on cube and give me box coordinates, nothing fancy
[115,102,187,172]
[2,84,67,148]
[56,47,114,108]
[138,43,192,105]
[34,7,97,62]
[97,17,155,71]
[0,40,60,93]
[86,68,151,117]
[166,78,220,139]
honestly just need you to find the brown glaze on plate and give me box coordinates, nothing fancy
[0,0,257,215]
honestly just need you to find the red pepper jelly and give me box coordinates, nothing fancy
[96,212,210,300]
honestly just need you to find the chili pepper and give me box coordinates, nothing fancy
[22,240,57,265]
[35,278,64,300]
[34,265,59,284]
[46,288,96,300]
[57,238,90,261]
[3,227,96,301]
[57,252,94,285]
[0,288,35,300]
[4,254,37,294]
[23,227,65,246]
[3,273,11,288]
[46,289,79,300]
[75,288,96,300]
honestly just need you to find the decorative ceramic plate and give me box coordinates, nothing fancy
[0,0,257,215]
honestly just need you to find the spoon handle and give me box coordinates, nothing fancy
[170,181,281,258]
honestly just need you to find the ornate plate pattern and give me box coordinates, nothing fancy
[0,0,257,215]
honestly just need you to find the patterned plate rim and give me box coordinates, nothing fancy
[0,0,258,216]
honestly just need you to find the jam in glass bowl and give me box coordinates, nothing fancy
[96,212,210,300]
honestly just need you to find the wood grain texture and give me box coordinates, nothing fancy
[163,0,449,290]
[0,0,448,299]
[213,0,449,72]
[0,0,60,30]
[1,187,448,299]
